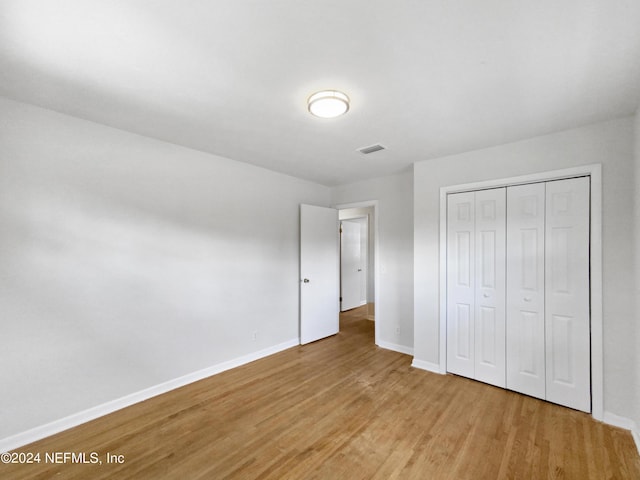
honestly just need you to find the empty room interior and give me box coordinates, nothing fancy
[1,1,640,478]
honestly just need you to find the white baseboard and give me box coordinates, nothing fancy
[633,429,640,457]
[603,411,636,430]
[377,340,414,356]
[411,359,445,374]
[603,411,640,457]
[0,338,299,453]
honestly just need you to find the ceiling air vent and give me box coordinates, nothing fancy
[357,144,386,155]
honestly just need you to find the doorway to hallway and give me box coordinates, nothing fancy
[339,204,375,328]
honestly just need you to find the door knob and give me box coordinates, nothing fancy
[303,278,310,283]
[357,269,362,272]
[483,293,490,298]
[524,297,532,302]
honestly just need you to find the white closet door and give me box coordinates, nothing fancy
[506,183,546,400]
[447,192,475,378]
[545,177,590,412]
[474,188,506,388]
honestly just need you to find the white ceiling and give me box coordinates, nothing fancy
[1,1,639,187]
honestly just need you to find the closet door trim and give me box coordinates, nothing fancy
[437,164,603,421]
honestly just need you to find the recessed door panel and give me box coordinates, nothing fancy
[456,232,472,287]
[506,183,546,400]
[520,228,539,291]
[480,231,496,288]
[455,303,472,359]
[478,306,497,366]
[545,177,590,412]
[549,227,571,294]
[549,314,573,385]
[517,310,543,377]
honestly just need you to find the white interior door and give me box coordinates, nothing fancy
[545,177,590,412]
[358,218,368,306]
[446,192,475,378]
[506,183,546,400]
[300,204,339,344]
[474,188,506,388]
[340,220,362,311]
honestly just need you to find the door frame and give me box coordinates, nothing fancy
[438,164,603,421]
[335,200,379,346]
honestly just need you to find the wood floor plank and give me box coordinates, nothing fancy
[2,305,639,479]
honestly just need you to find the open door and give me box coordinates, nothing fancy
[300,204,339,344]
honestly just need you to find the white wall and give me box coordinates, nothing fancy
[0,97,330,440]
[414,117,636,420]
[633,110,640,441]
[332,172,414,352]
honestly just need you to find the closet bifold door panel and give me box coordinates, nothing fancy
[474,188,506,388]
[506,183,546,400]
[446,188,506,387]
[545,177,590,412]
[446,191,475,379]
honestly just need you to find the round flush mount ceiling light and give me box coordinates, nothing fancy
[307,90,350,118]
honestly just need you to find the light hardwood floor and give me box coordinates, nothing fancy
[3,306,639,479]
